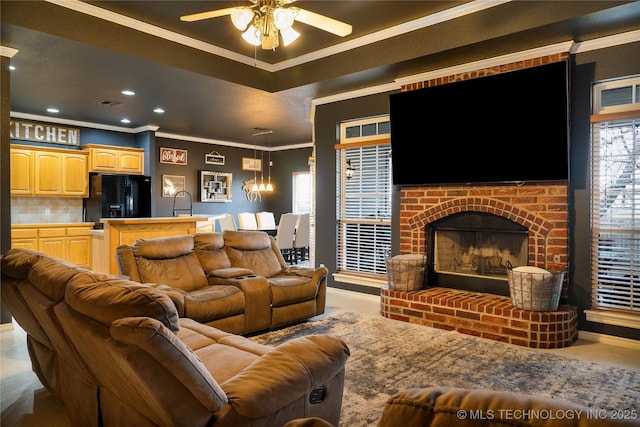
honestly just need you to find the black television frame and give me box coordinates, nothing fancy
[389,61,570,186]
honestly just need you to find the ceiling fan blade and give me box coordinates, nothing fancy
[293,8,352,37]
[180,7,236,22]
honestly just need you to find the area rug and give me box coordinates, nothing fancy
[251,312,640,427]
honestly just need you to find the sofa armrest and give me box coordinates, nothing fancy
[146,283,186,316]
[222,334,350,418]
[209,267,254,278]
[284,266,328,280]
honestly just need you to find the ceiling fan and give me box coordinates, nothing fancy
[180,0,352,50]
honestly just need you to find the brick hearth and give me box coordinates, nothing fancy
[380,286,578,348]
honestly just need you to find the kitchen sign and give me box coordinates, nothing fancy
[10,120,80,146]
[160,147,188,165]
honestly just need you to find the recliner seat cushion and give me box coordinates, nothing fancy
[268,276,318,306]
[136,252,208,291]
[181,286,245,323]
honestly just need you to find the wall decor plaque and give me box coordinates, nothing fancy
[160,147,188,165]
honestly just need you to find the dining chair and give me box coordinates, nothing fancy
[293,213,310,263]
[217,213,237,231]
[237,212,258,230]
[275,213,299,264]
[256,211,277,231]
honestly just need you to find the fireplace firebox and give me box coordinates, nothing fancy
[426,212,528,296]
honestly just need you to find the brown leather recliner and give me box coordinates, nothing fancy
[116,231,328,334]
[1,248,107,427]
[2,247,350,427]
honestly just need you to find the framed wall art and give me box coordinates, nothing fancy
[205,150,225,165]
[242,157,262,171]
[162,175,185,197]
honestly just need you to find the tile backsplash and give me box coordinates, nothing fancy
[11,197,84,224]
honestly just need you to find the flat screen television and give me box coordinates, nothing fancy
[389,61,569,186]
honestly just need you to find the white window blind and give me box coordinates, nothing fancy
[337,117,391,278]
[591,114,640,312]
[292,171,312,214]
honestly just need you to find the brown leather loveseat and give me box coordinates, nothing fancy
[116,230,328,335]
[1,248,350,427]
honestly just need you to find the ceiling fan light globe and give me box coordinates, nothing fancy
[273,8,295,30]
[242,26,261,46]
[231,8,254,31]
[281,27,300,46]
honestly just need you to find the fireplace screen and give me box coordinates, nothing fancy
[434,229,528,279]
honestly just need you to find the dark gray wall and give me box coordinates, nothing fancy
[153,137,312,220]
[314,94,397,295]
[314,42,640,339]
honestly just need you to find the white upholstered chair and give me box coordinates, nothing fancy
[293,213,310,263]
[256,211,277,231]
[237,212,258,230]
[217,213,237,231]
[275,213,299,264]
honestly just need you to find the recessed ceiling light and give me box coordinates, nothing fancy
[121,90,135,96]
[153,107,165,114]
[121,118,131,124]
[47,108,60,113]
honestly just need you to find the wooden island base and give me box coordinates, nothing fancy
[94,217,201,274]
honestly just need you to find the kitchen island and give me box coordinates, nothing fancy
[94,217,205,274]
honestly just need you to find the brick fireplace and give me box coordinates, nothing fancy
[381,182,577,348]
[380,53,578,348]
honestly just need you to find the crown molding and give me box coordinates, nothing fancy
[45,0,509,73]
[572,28,640,53]
[10,112,158,134]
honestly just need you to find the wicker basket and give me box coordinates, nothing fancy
[386,254,426,291]
[507,265,564,311]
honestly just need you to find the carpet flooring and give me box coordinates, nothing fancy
[251,312,640,427]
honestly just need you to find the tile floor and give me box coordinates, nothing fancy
[1,287,639,426]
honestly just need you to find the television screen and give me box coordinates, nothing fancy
[389,61,569,186]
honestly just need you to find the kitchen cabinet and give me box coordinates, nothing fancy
[84,144,144,174]
[62,152,89,196]
[11,224,94,268]
[34,151,62,195]
[10,148,34,195]
[200,171,232,202]
[10,145,88,197]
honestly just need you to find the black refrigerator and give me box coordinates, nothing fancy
[83,173,152,226]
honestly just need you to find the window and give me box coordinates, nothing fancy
[292,171,312,214]
[336,117,392,284]
[591,76,640,315]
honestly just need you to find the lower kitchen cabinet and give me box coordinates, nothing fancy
[11,224,94,268]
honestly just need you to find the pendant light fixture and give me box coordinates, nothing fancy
[252,128,274,193]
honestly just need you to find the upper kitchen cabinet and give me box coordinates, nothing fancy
[10,148,34,195]
[83,144,144,174]
[11,145,89,197]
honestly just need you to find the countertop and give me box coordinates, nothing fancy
[11,222,96,228]
[99,217,204,225]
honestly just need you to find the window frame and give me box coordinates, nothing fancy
[587,75,640,328]
[335,116,392,286]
